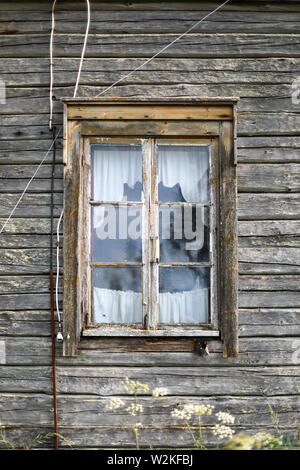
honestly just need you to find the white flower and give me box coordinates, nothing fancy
[126,403,144,416]
[152,387,168,397]
[171,403,214,421]
[212,424,235,440]
[216,411,235,424]
[106,397,125,410]
[121,377,149,394]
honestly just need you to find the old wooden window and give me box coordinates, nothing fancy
[62,98,238,357]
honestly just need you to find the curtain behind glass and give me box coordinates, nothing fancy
[159,145,209,203]
[93,144,142,202]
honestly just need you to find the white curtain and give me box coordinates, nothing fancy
[93,287,208,324]
[93,288,142,324]
[93,145,142,202]
[158,145,209,202]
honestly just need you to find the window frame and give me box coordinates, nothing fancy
[61,98,239,357]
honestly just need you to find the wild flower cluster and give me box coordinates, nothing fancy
[171,404,214,421]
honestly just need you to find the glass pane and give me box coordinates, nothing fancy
[159,267,209,324]
[91,205,142,263]
[159,205,209,263]
[92,266,142,324]
[92,144,142,202]
[158,145,210,203]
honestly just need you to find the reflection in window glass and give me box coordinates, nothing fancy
[158,145,210,203]
[159,205,210,263]
[159,267,209,324]
[92,144,142,202]
[92,267,142,324]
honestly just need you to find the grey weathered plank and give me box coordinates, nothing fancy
[239,291,300,308]
[0,193,63,218]
[1,1,300,12]
[1,10,300,34]
[0,311,51,336]
[0,180,63,193]
[0,165,62,179]
[1,308,299,337]
[238,164,300,192]
[0,218,59,234]
[1,58,300,87]
[1,363,299,396]
[239,247,300,274]
[0,245,299,275]
[2,84,300,115]
[0,394,298,430]
[239,275,300,291]
[0,248,61,274]
[238,193,300,220]
[1,34,300,59]
[0,336,298,366]
[239,309,300,336]
[238,220,300,237]
[56,365,300,397]
[0,423,297,450]
[239,236,300,248]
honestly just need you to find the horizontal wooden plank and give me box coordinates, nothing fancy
[1,1,300,13]
[1,307,299,337]
[0,425,297,450]
[0,218,59,234]
[238,220,300,237]
[0,394,298,431]
[238,193,300,220]
[239,275,300,291]
[0,336,299,366]
[55,365,300,397]
[5,231,298,251]
[1,10,300,34]
[0,245,299,275]
[239,246,300,274]
[238,163,300,192]
[80,119,220,136]
[1,34,300,59]
[239,236,300,248]
[0,179,63,194]
[0,194,63,218]
[68,104,233,121]
[0,311,52,336]
[239,291,300,308]
[239,309,300,336]
[2,290,300,313]
[1,58,300,88]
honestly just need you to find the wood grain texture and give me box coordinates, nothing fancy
[0,0,300,449]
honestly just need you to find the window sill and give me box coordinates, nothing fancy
[82,326,220,337]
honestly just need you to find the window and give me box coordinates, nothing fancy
[62,99,238,357]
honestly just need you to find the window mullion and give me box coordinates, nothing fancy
[142,139,152,329]
[150,139,159,329]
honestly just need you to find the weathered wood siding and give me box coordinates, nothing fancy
[0,0,300,449]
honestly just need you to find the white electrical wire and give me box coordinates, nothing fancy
[49,0,90,128]
[74,0,91,98]
[95,0,231,97]
[56,207,64,327]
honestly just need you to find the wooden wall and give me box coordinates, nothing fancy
[0,0,300,449]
